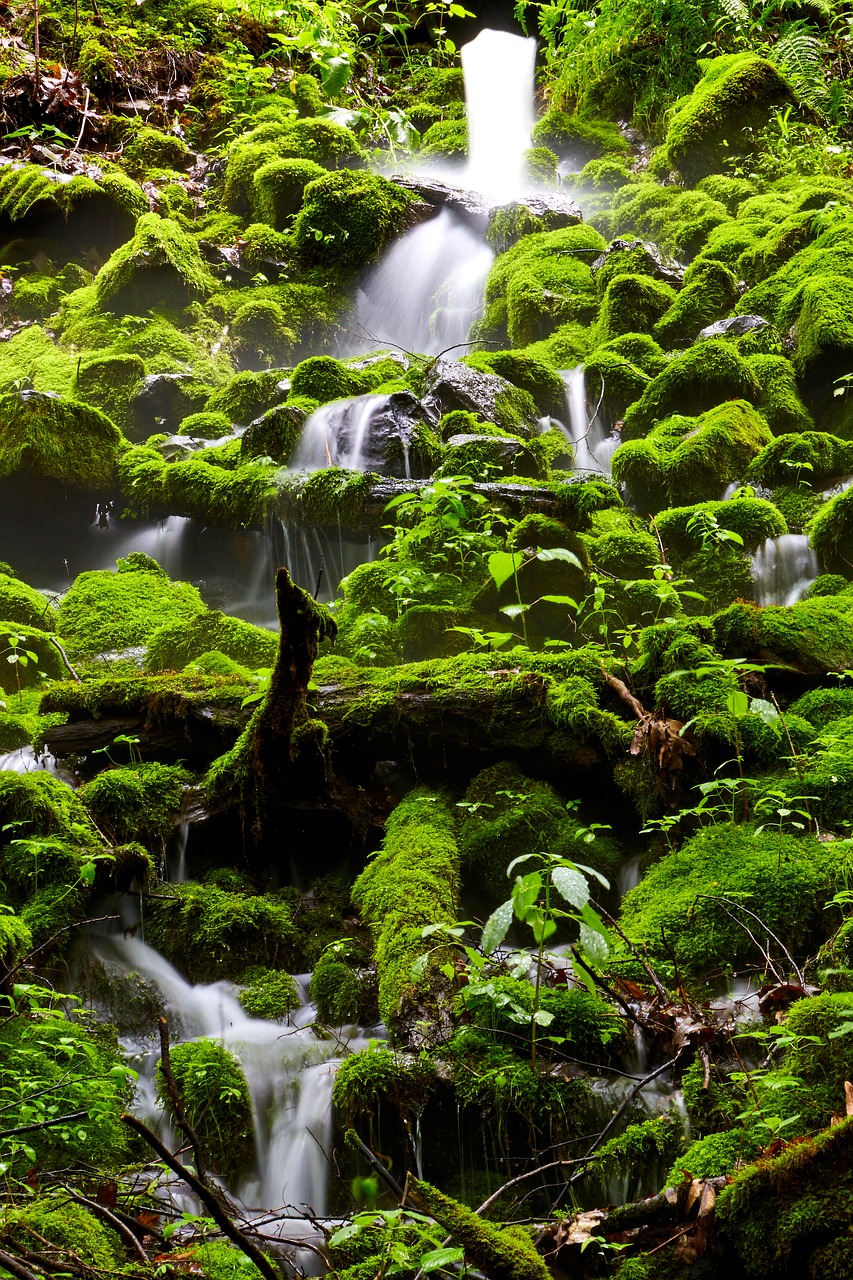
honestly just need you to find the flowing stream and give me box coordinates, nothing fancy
[751,534,819,605]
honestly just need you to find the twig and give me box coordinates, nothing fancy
[119,1114,282,1280]
[313,556,325,601]
[570,947,648,1027]
[0,1247,42,1280]
[595,905,672,1004]
[3,915,120,985]
[0,1110,87,1138]
[350,1134,404,1198]
[694,894,804,986]
[71,87,90,154]
[473,1154,599,1218]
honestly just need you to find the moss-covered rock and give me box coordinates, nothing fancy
[622,340,760,439]
[612,401,772,513]
[95,213,217,312]
[530,111,629,164]
[660,53,795,181]
[294,171,418,271]
[595,272,678,344]
[713,597,853,673]
[57,556,206,657]
[653,260,740,348]
[157,1038,253,1182]
[145,610,277,672]
[0,389,127,489]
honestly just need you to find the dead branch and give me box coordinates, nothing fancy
[157,1016,208,1184]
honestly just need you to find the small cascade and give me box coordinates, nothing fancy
[279,522,378,605]
[555,367,618,474]
[0,745,75,785]
[616,854,644,898]
[293,395,390,472]
[461,28,537,202]
[355,210,494,358]
[88,932,368,1224]
[166,823,190,883]
[751,534,819,606]
[104,516,192,581]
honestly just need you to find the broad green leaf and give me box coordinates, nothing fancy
[488,550,522,591]
[749,696,778,724]
[579,922,609,964]
[481,900,513,954]
[419,1248,465,1273]
[532,1009,555,1026]
[551,864,589,910]
[539,594,578,607]
[726,689,750,717]
[536,547,584,568]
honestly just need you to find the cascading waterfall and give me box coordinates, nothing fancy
[751,533,819,606]
[88,931,370,1227]
[293,394,399,473]
[555,367,619,475]
[460,28,537,202]
[279,521,378,605]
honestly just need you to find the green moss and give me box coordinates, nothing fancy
[463,351,566,420]
[531,111,629,163]
[714,598,853,673]
[290,354,367,404]
[790,685,853,728]
[76,353,145,434]
[747,432,853,488]
[747,353,815,434]
[613,401,772,514]
[249,157,326,229]
[0,389,127,489]
[696,173,761,214]
[1,1197,123,1267]
[145,610,277,672]
[158,1038,253,1182]
[206,369,285,424]
[655,497,787,555]
[119,446,276,527]
[294,171,416,271]
[57,561,206,657]
[0,576,53,631]
[144,881,295,983]
[332,1044,436,1115]
[231,298,295,364]
[189,1241,264,1280]
[238,966,299,1019]
[352,790,459,1028]
[0,623,65,692]
[125,126,190,173]
[406,1177,551,1280]
[596,180,730,259]
[809,487,853,573]
[595,273,677,344]
[11,273,64,321]
[178,409,232,438]
[522,146,559,186]
[95,213,217,312]
[622,340,760,439]
[0,162,145,226]
[476,224,605,349]
[420,117,467,158]
[653,260,740,348]
[577,155,634,192]
[621,823,845,988]
[78,762,189,847]
[661,54,794,181]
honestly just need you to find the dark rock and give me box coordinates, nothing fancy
[241,402,307,463]
[422,357,538,433]
[486,194,582,252]
[590,237,684,289]
[698,314,769,340]
[132,373,200,438]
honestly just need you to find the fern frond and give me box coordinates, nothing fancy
[716,0,749,27]
[769,21,829,110]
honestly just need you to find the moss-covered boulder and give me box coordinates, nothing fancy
[713,597,853,672]
[95,213,217,312]
[660,53,795,182]
[0,389,127,490]
[622,341,760,439]
[145,610,278,672]
[294,171,420,271]
[157,1039,254,1183]
[612,401,772,513]
[56,555,207,657]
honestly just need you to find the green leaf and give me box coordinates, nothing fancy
[80,862,97,886]
[551,864,589,910]
[749,696,778,724]
[488,550,523,591]
[539,594,578,607]
[536,547,584,568]
[499,603,529,619]
[481,900,513,955]
[419,1248,465,1273]
[726,689,750,717]
[579,922,609,964]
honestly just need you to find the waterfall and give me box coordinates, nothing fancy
[461,28,537,202]
[292,395,396,473]
[751,534,819,606]
[88,932,368,1220]
[355,210,493,358]
[555,367,619,475]
[279,521,378,604]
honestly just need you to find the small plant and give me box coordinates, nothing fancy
[0,631,42,711]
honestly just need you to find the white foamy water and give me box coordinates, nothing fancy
[751,534,819,606]
[461,28,537,203]
[555,367,619,474]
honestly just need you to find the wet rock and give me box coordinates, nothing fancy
[389,173,491,230]
[486,193,582,253]
[298,390,436,478]
[422,357,538,433]
[698,313,768,340]
[132,373,202,437]
[591,237,684,289]
[241,402,307,463]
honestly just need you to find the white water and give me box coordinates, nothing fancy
[554,367,619,474]
[0,745,75,785]
[355,210,494,358]
[751,534,819,606]
[89,932,368,1219]
[461,28,537,203]
[280,521,378,604]
[293,395,395,473]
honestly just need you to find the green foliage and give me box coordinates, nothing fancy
[332,1044,436,1115]
[145,609,277,672]
[0,389,127,490]
[294,171,417,271]
[78,762,190,847]
[158,1038,254,1182]
[95,213,217,312]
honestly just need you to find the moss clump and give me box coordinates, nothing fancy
[352,790,459,1029]
[621,823,844,988]
[622,340,760,439]
[0,575,54,631]
[747,432,853,489]
[251,157,326,229]
[294,171,417,271]
[95,213,217,312]
[178,410,232,438]
[476,224,605,349]
[660,54,794,181]
[655,497,787,555]
[653,260,740,348]
[145,609,277,672]
[531,111,629,163]
[809,485,853,573]
[76,353,145,434]
[311,947,368,1024]
[78,762,189,848]
[124,126,190,173]
[0,624,65,692]
[612,401,772,514]
[713,598,853,673]
[332,1044,436,1117]
[206,369,286,424]
[1,1197,123,1268]
[157,1038,253,1182]
[290,354,367,404]
[0,389,127,490]
[144,882,296,983]
[463,351,567,420]
[231,299,295,365]
[57,559,206,658]
[238,966,299,1019]
[596,181,730,260]
[595,273,677,344]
